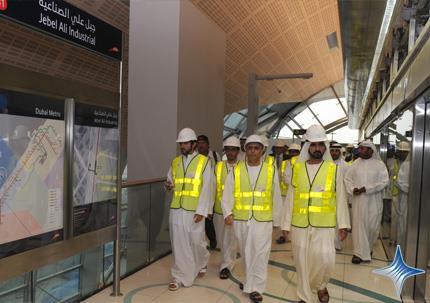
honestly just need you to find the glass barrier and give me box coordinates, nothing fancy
[0,180,170,302]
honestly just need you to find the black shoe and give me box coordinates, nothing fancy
[239,282,243,290]
[249,291,263,302]
[276,236,286,244]
[352,255,363,264]
[219,268,230,280]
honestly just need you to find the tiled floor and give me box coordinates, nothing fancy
[83,232,400,303]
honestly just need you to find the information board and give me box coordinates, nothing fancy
[0,89,64,258]
[0,0,122,60]
[73,103,118,236]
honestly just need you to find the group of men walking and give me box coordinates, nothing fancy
[165,124,393,303]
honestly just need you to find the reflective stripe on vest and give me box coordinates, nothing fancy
[392,159,399,196]
[265,155,274,166]
[171,154,208,211]
[280,156,297,196]
[233,161,274,222]
[291,160,337,228]
[215,161,228,215]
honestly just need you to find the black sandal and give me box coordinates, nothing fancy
[219,268,230,279]
[276,236,286,244]
[250,291,263,302]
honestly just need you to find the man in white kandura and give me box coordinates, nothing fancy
[213,136,240,280]
[276,143,301,244]
[393,141,411,249]
[282,125,350,303]
[222,134,282,303]
[165,128,212,291]
[345,140,389,264]
[330,142,350,251]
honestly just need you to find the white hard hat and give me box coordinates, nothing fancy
[11,125,29,140]
[289,143,301,151]
[176,128,197,143]
[223,136,240,148]
[273,139,287,147]
[304,125,328,142]
[245,134,264,147]
[259,135,269,147]
[346,143,354,148]
[397,141,411,151]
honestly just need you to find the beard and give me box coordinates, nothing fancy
[360,153,371,159]
[309,150,323,159]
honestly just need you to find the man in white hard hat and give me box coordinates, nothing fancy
[345,140,389,264]
[282,125,350,303]
[271,138,288,168]
[276,142,302,244]
[165,128,213,290]
[197,134,220,250]
[270,138,288,236]
[214,136,240,280]
[392,141,411,249]
[222,134,282,303]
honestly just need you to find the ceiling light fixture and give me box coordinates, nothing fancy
[326,32,339,49]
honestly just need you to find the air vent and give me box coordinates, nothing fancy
[326,31,338,49]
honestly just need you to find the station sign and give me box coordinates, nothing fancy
[0,0,122,60]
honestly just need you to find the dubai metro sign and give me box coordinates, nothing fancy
[0,0,122,60]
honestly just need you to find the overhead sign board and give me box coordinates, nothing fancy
[0,0,122,60]
[293,129,306,136]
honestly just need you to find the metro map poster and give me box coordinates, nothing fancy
[0,89,64,258]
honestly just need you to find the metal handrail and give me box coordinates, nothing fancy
[122,178,166,188]
[37,264,83,284]
[0,283,27,298]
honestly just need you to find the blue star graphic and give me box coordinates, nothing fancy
[373,245,425,297]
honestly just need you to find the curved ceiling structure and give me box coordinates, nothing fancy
[191,0,344,113]
[223,81,349,140]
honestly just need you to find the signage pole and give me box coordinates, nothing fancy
[111,38,123,297]
[64,98,75,239]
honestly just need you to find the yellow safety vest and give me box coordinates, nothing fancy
[280,156,297,196]
[265,155,274,166]
[233,161,274,222]
[392,159,399,196]
[291,160,337,228]
[171,154,208,211]
[215,161,229,215]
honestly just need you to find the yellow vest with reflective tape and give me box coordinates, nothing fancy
[215,161,229,215]
[292,160,337,228]
[392,159,399,196]
[280,156,297,196]
[233,161,274,222]
[265,155,274,166]
[171,154,208,211]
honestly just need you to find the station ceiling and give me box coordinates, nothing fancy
[191,0,344,114]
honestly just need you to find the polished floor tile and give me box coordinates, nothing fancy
[83,232,400,303]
